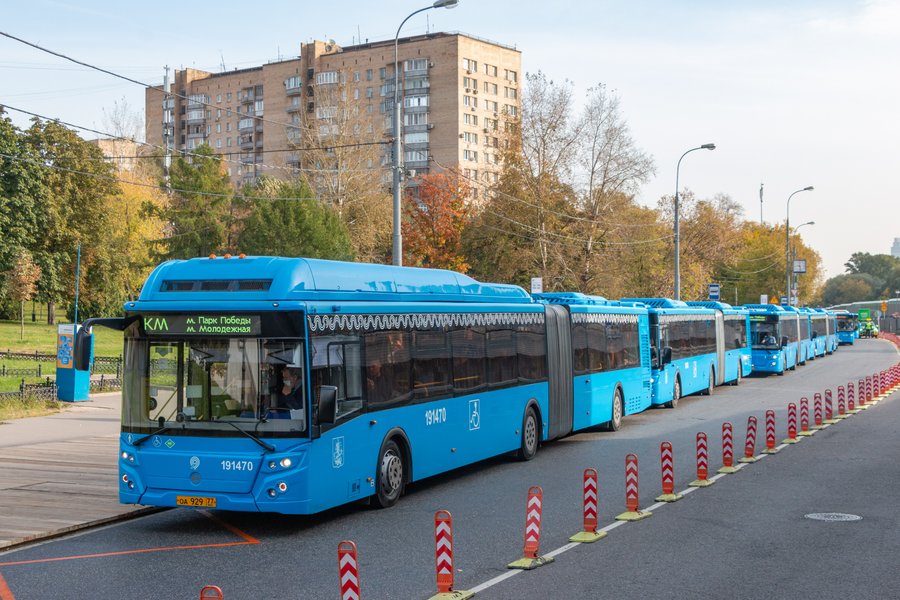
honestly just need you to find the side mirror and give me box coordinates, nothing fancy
[74,326,93,371]
[317,385,337,425]
[811,331,818,339]
[781,336,789,348]
[661,346,673,365]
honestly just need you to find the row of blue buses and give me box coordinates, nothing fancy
[745,303,842,375]
[73,257,788,515]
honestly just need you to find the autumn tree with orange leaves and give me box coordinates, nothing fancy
[402,172,472,272]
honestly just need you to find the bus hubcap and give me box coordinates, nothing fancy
[383,452,402,491]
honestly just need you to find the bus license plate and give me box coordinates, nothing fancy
[176,495,217,508]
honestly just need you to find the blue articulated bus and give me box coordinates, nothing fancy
[784,306,811,365]
[806,308,829,358]
[534,293,651,431]
[620,298,718,407]
[745,304,799,375]
[835,310,859,345]
[74,257,654,515]
[686,301,752,386]
[816,308,838,354]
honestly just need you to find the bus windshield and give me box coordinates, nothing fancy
[750,322,780,349]
[122,333,308,437]
[837,317,858,332]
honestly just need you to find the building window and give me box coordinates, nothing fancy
[405,150,428,163]
[404,58,429,71]
[463,132,478,144]
[405,112,429,126]
[255,100,264,115]
[463,149,478,162]
[404,95,429,108]
[366,87,374,98]
[227,137,232,147]
[484,117,497,130]
[462,58,477,72]
[463,95,477,108]
[464,113,478,126]
[285,75,302,91]
[485,100,498,112]
[484,64,498,77]
[484,82,498,95]
[216,138,222,148]
[367,69,373,81]
[405,132,429,144]
[379,67,387,80]
[216,123,221,133]
[216,94,222,103]
[505,87,518,99]
[505,105,518,117]
[226,122,232,132]
[463,76,477,90]
[316,71,339,85]
[354,88,360,100]
[226,108,232,117]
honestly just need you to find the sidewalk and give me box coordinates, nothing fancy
[0,393,154,550]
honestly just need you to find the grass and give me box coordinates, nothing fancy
[0,320,124,418]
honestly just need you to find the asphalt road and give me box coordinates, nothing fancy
[0,340,896,600]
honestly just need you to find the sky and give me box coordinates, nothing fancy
[2,0,898,280]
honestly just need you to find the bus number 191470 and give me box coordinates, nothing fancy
[425,407,447,426]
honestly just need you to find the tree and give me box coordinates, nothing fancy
[403,172,472,272]
[236,178,353,260]
[821,273,881,305]
[844,252,900,296]
[3,251,41,340]
[155,145,234,260]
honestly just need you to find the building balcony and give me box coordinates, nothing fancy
[239,137,254,150]
[237,118,255,132]
[404,105,430,114]
[285,83,303,96]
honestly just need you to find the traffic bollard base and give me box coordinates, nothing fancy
[689,479,715,488]
[507,555,554,570]
[824,418,840,425]
[781,437,801,444]
[615,510,652,521]
[717,465,740,474]
[428,591,475,600]
[569,530,607,543]
[764,447,781,454]
[654,493,684,503]
[797,431,816,437]
[738,456,760,463]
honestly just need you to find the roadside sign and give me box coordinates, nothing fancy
[780,296,788,306]
[881,301,888,312]
[759,294,768,304]
[792,259,807,274]
[708,283,720,300]
[530,277,543,294]
[859,308,870,320]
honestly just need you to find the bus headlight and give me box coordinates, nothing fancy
[280,458,292,468]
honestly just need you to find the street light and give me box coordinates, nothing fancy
[673,143,715,300]
[392,0,459,266]
[785,186,814,305]
[791,221,814,303]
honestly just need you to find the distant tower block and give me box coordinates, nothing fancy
[892,237,900,259]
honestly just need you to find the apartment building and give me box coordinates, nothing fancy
[145,32,521,197]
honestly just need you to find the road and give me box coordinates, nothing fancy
[0,340,897,600]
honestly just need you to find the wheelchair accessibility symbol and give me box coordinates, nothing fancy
[468,399,480,431]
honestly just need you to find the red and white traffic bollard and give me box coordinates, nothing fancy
[719,422,738,473]
[764,410,779,454]
[783,402,800,443]
[848,381,859,413]
[690,432,715,487]
[570,468,607,543]
[813,393,825,429]
[616,453,652,521]
[432,511,473,598]
[508,486,554,569]
[656,442,682,502]
[837,386,847,418]
[859,379,869,409]
[864,377,872,405]
[798,397,815,436]
[739,416,759,463]
[824,389,836,423]
[338,541,361,600]
[199,586,224,600]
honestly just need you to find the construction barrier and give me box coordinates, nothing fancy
[798,397,815,437]
[739,416,760,463]
[199,586,224,600]
[338,541,361,600]
[690,432,715,487]
[813,393,825,430]
[570,468,607,543]
[429,511,474,600]
[655,442,682,502]
[719,422,738,473]
[764,410,779,454]
[508,486,554,569]
[783,402,800,444]
[616,453,652,521]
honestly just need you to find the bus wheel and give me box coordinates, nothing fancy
[606,389,624,432]
[665,378,681,409]
[517,406,539,461]
[373,439,405,508]
[732,369,742,386]
[704,369,715,396]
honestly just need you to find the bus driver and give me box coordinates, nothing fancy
[280,366,304,410]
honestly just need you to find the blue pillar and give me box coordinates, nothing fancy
[56,323,91,402]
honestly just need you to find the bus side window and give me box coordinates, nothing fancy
[364,329,412,409]
[486,327,517,387]
[517,322,547,383]
[412,329,452,399]
[451,326,486,392]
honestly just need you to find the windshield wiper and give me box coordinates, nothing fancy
[215,418,275,452]
[133,417,178,447]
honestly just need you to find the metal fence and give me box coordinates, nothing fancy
[0,351,122,376]
[0,374,123,403]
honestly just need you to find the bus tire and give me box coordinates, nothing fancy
[372,438,405,509]
[777,369,785,376]
[517,406,539,461]
[605,388,624,432]
[703,368,715,396]
[731,369,742,386]
[665,377,681,409]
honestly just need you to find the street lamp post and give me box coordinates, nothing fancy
[674,143,715,300]
[785,186,814,305]
[791,220,814,304]
[392,0,459,266]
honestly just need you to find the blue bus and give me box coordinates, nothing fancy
[806,308,829,358]
[816,308,838,354]
[533,293,651,431]
[620,298,718,407]
[745,304,799,375]
[74,257,654,515]
[686,301,752,386]
[834,310,859,345]
[785,306,812,365]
